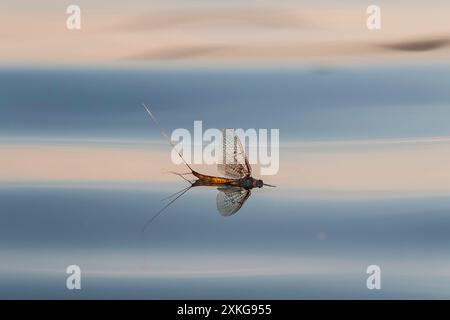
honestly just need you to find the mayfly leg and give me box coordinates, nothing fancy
[167,171,193,183]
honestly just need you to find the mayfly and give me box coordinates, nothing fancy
[142,104,275,228]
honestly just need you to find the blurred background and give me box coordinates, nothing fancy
[1,0,450,65]
[0,0,450,299]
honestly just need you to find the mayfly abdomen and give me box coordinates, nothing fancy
[192,171,236,185]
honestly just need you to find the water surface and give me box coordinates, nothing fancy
[1,65,450,298]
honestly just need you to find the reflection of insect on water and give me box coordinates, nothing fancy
[142,104,275,228]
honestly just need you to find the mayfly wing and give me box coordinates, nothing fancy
[216,186,251,216]
[217,129,252,178]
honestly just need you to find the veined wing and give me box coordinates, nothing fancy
[216,186,251,216]
[217,129,252,178]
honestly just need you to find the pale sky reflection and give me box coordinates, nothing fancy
[1,136,449,198]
